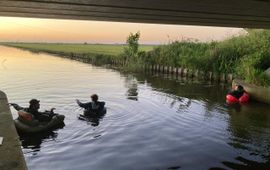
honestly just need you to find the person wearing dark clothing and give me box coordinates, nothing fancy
[76,94,105,115]
[10,99,55,122]
[229,85,245,99]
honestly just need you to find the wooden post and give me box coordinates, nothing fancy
[199,70,205,80]
[177,67,180,75]
[194,70,199,77]
[208,72,213,81]
[213,72,219,82]
[156,65,159,73]
[178,67,183,76]
[189,69,194,78]
[159,65,163,74]
[145,65,148,72]
[183,68,188,77]
[164,66,168,74]
[227,74,233,82]
[155,65,158,73]
[220,73,226,82]
[173,67,177,75]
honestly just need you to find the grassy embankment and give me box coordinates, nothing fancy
[140,29,270,86]
[2,43,154,65]
[2,29,270,86]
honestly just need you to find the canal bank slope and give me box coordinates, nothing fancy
[0,91,27,170]
[233,79,270,105]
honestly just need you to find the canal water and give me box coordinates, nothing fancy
[1,46,270,170]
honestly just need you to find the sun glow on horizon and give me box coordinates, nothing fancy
[0,16,244,44]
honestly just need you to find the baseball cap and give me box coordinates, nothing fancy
[29,99,40,105]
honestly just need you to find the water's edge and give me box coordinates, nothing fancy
[0,90,27,170]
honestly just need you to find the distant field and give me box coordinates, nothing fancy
[3,43,155,56]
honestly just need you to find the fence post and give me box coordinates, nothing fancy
[164,66,168,74]
[189,69,194,78]
[155,65,158,73]
[213,72,219,82]
[173,67,177,75]
[178,67,183,76]
[220,73,226,82]
[183,68,188,77]
[194,70,199,77]
[208,72,213,81]
[227,74,233,83]
[156,65,159,73]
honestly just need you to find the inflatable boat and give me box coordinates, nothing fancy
[14,114,65,133]
[226,92,250,104]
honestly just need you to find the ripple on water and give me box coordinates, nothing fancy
[2,46,270,170]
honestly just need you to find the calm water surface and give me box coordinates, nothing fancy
[1,46,270,170]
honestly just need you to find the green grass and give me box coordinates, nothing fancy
[2,29,270,86]
[139,29,270,86]
[2,43,154,56]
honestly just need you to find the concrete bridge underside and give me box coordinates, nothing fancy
[0,0,270,28]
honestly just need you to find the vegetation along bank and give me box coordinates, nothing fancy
[2,29,270,86]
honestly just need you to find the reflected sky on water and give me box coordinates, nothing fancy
[1,46,270,170]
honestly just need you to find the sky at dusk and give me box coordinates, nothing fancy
[0,16,244,44]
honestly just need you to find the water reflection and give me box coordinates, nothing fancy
[19,124,65,152]
[2,46,270,170]
[131,73,228,112]
[223,102,270,169]
[1,58,7,70]
[126,72,270,170]
[20,131,58,152]
[222,156,270,170]
[123,73,195,111]
[167,166,181,170]
[124,75,138,101]
[78,112,106,127]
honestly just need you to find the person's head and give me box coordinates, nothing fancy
[236,85,244,92]
[91,94,98,103]
[29,99,40,110]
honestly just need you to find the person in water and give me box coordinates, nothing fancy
[76,94,105,115]
[229,85,245,99]
[10,99,55,122]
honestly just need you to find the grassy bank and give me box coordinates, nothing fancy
[2,42,155,66]
[2,43,154,56]
[2,29,270,86]
[139,29,270,86]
